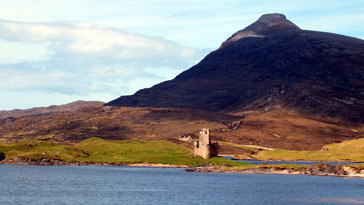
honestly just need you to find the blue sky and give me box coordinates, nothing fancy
[0,0,363,110]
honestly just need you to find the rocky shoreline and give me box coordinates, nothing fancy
[2,157,364,178]
[0,157,188,168]
[187,163,364,178]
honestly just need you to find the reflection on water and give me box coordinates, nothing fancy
[0,165,363,205]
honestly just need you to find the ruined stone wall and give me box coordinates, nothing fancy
[193,141,203,157]
[193,129,218,159]
[210,142,218,157]
[200,129,210,145]
[202,144,211,159]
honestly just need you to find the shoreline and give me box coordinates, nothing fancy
[191,169,364,178]
[0,157,189,168]
[187,164,364,178]
[2,157,364,178]
[219,155,364,164]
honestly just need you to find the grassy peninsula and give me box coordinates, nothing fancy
[0,137,250,167]
[2,137,364,177]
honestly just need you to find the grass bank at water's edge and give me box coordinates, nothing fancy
[3,137,364,175]
[0,137,251,167]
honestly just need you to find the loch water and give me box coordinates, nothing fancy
[0,165,363,205]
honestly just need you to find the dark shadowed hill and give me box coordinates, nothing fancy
[0,100,105,119]
[106,13,364,123]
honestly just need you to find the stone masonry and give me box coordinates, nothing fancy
[193,129,218,159]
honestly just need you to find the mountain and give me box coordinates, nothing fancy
[0,100,104,119]
[106,13,364,123]
[1,14,364,153]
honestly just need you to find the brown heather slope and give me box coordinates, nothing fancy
[221,109,364,150]
[0,106,363,154]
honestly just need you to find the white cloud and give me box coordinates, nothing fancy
[0,40,49,63]
[0,19,200,66]
[0,19,204,99]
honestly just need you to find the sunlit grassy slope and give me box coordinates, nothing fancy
[254,138,364,162]
[0,137,249,167]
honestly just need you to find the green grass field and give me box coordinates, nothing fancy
[2,137,363,170]
[254,138,364,162]
[0,137,250,167]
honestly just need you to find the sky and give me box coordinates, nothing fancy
[0,0,363,110]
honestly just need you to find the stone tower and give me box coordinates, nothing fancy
[193,129,218,159]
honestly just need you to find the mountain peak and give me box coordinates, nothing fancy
[106,13,364,123]
[256,13,288,24]
[253,13,300,30]
[221,13,300,48]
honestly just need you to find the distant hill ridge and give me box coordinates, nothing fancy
[0,100,104,119]
[106,13,364,123]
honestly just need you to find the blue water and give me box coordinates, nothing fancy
[0,165,364,205]
[222,156,360,166]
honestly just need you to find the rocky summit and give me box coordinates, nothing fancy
[108,13,364,122]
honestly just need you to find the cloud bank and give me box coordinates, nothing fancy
[0,0,363,109]
[0,19,203,97]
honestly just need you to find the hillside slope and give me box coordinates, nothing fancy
[106,13,364,123]
[0,100,104,119]
[1,106,363,152]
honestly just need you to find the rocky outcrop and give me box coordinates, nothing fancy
[221,13,300,48]
[2,157,93,166]
[302,163,364,177]
[188,163,364,178]
[1,157,188,168]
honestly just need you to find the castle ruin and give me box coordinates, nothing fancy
[193,129,218,159]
